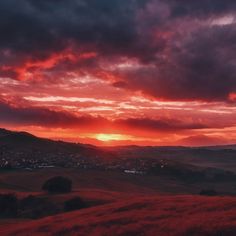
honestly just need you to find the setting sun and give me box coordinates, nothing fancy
[0,0,236,148]
[1,0,236,235]
[95,134,130,142]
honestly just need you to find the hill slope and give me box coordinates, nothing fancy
[1,195,236,236]
[0,128,114,168]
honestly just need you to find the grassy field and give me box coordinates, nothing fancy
[1,195,236,236]
[0,168,236,235]
[1,168,236,195]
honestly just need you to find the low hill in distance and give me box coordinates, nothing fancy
[0,128,114,169]
[1,128,236,183]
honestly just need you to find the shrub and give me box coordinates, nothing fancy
[64,197,87,212]
[199,189,218,196]
[0,193,18,218]
[20,195,58,219]
[42,176,72,194]
[20,195,37,207]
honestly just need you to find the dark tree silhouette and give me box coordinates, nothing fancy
[42,176,72,194]
[0,194,18,218]
[64,197,87,212]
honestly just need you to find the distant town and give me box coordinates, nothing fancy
[1,129,236,183]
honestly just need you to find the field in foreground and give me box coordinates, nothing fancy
[0,169,236,235]
[1,195,236,236]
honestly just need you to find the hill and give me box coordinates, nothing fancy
[1,195,236,236]
[2,128,236,181]
[0,128,98,153]
[107,145,236,172]
[0,128,113,169]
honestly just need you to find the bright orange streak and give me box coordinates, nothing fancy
[95,133,132,142]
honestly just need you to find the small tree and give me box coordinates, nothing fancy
[64,197,87,212]
[0,193,18,218]
[42,176,72,194]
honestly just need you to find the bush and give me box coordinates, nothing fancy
[20,195,59,219]
[199,189,218,196]
[20,195,37,208]
[64,197,87,212]
[42,176,72,194]
[0,193,18,218]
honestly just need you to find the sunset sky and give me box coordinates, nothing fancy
[1,0,236,146]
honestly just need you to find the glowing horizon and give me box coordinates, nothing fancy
[1,1,236,147]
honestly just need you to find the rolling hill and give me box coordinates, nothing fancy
[1,195,236,236]
[0,128,114,168]
[1,128,236,178]
[1,128,236,236]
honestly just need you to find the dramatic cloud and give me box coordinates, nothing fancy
[0,100,105,128]
[0,0,235,101]
[167,0,236,17]
[0,100,208,132]
[115,118,207,132]
[114,23,236,101]
[0,0,236,145]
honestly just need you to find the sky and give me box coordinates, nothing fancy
[0,0,236,146]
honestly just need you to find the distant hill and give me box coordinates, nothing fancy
[1,128,235,155]
[1,128,236,172]
[0,128,114,168]
[0,128,90,149]
[201,144,236,150]
[0,128,45,146]
[106,144,236,172]
[0,128,15,137]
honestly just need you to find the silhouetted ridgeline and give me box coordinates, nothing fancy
[1,128,236,183]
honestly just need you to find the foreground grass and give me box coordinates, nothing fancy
[1,195,236,236]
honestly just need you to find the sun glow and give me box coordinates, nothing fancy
[95,133,131,142]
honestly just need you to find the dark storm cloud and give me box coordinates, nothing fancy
[0,100,208,132]
[0,0,147,57]
[116,118,207,132]
[116,23,236,101]
[0,0,159,80]
[0,0,235,55]
[1,0,236,101]
[0,100,104,128]
[166,0,236,17]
